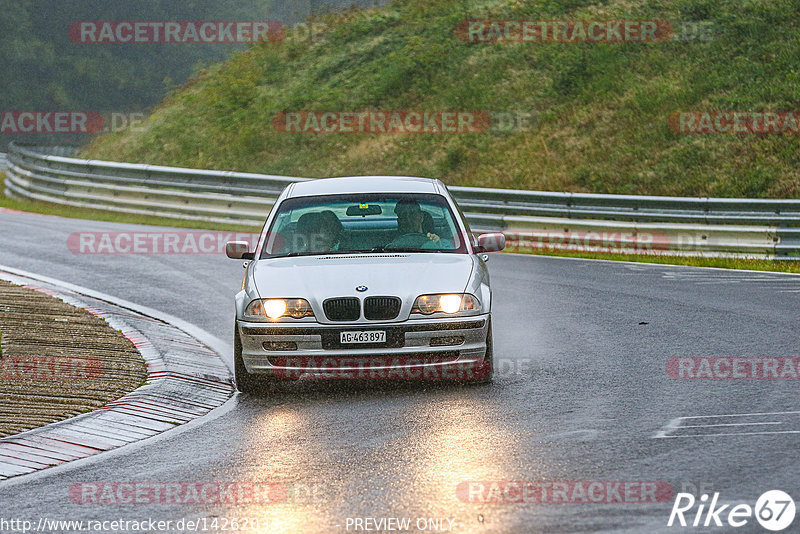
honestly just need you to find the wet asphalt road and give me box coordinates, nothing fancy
[0,209,799,533]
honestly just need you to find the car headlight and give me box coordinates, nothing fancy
[411,294,480,315]
[244,298,314,321]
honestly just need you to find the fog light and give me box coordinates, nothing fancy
[263,341,298,351]
[430,336,465,347]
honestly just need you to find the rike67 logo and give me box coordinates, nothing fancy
[668,490,795,531]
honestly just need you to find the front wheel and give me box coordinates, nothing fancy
[467,320,494,384]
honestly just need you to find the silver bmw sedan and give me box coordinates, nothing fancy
[226,176,505,392]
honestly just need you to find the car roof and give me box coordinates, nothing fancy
[286,176,440,198]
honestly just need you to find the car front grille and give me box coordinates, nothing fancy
[364,296,401,321]
[323,297,360,321]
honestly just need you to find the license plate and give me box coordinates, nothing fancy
[340,331,386,344]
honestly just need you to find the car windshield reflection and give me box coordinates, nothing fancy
[260,193,468,259]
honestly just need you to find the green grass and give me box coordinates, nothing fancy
[0,173,261,233]
[82,0,800,199]
[510,247,800,273]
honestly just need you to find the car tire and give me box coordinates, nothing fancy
[234,323,260,393]
[467,319,494,384]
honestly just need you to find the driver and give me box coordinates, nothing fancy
[387,198,440,248]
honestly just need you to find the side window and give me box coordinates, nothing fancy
[448,193,476,246]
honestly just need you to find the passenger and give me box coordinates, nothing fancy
[295,212,321,252]
[317,210,344,251]
[296,211,343,252]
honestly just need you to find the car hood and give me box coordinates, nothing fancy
[252,253,475,317]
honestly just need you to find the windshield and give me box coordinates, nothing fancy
[259,193,467,258]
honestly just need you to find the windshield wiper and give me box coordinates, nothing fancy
[369,246,436,253]
[316,250,374,255]
[275,250,377,257]
[271,248,437,257]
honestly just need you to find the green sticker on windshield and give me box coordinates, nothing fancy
[359,203,368,209]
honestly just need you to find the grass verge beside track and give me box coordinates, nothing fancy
[511,248,800,274]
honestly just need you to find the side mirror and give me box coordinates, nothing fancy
[226,241,254,260]
[475,233,505,253]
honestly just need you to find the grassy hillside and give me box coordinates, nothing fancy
[84,0,800,198]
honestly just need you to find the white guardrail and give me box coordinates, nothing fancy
[3,143,799,258]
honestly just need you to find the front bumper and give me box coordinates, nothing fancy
[238,315,490,379]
